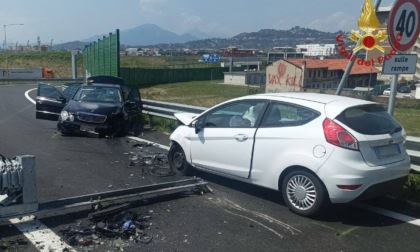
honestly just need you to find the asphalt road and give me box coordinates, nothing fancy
[0,83,419,252]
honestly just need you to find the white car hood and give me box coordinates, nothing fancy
[174,112,199,125]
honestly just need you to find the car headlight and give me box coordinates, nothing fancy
[60,110,74,121]
[60,110,69,121]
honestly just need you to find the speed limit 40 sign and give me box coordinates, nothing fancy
[388,0,420,52]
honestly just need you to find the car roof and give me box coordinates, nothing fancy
[234,92,375,118]
[244,92,372,104]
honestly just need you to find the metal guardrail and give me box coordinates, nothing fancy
[141,99,420,171]
[142,99,207,125]
[0,78,84,85]
[0,154,209,219]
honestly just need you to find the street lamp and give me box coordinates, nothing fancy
[3,23,24,72]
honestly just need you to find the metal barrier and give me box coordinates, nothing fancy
[0,155,38,217]
[0,153,209,220]
[142,99,207,126]
[0,78,84,85]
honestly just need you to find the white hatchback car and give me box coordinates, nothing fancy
[168,93,411,216]
[383,88,391,96]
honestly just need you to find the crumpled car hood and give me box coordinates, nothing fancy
[65,100,122,115]
[174,112,198,125]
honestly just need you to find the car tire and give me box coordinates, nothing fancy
[281,170,329,217]
[168,143,192,175]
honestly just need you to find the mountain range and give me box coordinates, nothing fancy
[53,24,346,51]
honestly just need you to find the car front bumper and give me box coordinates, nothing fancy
[57,120,114,135]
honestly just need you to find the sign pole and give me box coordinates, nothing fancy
[386,0,420,115]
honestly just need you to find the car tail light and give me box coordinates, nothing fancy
[323,118,359,151]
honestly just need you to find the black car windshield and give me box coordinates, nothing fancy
[335,104,402,135]
[73,86,122,103]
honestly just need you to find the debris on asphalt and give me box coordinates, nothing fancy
[58,202,155,249]
[128,142,176,177]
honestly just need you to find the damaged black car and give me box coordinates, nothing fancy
[35,76,142,137]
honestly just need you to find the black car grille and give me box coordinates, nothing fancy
[77,112,107,123]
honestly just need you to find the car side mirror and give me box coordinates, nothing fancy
[57,97,66,103]
[194,120,203,134]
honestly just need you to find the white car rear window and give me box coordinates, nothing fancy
[335,104,402,135]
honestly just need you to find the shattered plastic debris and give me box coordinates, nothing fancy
[59,203,155,249]
[128,142,175,177]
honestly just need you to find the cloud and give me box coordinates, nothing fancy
[178,12,202,32]
[308,11,358,32]
[138,0,166,14]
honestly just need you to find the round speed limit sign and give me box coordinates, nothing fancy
[388,0,420,52]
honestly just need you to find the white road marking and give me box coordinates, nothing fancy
[127,136,170,150]
[355,202,420,227]
[25,88,36,104]
[9,215,75,251]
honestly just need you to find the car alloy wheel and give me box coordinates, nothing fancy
[282,170,328,216]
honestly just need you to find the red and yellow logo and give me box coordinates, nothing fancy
[336,0,401,67]
[350,0,388,53]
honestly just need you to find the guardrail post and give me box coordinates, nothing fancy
[17,155,38,206]
[148,114,154,128]
[0,155,38,217]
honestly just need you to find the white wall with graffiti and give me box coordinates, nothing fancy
[266,60,304,93]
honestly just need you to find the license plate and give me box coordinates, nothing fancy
[375,144,401,158]
[80,125,95,132]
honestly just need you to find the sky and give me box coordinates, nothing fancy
[0,0,397,46]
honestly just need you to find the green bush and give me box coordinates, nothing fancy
[394,174,420,203]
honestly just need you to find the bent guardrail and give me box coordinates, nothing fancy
[142,99,420,172]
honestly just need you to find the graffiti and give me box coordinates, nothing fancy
[268,73,302,87]
[268,74,281,85]
[285,75,302,87]
[277,62,286,77]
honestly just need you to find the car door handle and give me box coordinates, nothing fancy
[234,134,248,141]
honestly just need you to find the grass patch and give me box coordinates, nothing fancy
[394,107,420,137]
[393,174,420,203]
[140,81,265,108]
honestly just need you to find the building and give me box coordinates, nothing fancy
[224,71,266,86]
[414,34,420,82]
[266,58,378,93]
[296,44,337,57]
[267,47,304,64]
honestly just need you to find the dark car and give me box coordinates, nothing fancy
[398,86,411,93]
[36,76,142,137]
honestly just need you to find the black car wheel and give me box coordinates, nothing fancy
[282,170,329,217]
[168,143,192,175]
